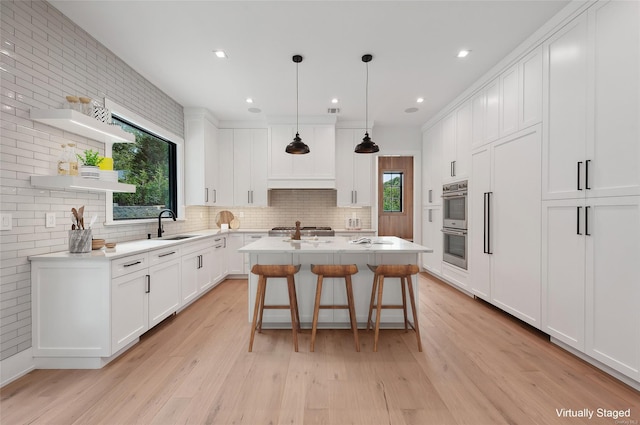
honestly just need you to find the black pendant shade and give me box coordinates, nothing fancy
[286,54,310,155]
[285,132,310,154]
[354,132,379,153]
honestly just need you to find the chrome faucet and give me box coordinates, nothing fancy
[157,209,176,238]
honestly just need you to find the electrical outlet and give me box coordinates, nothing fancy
[238,212,244,218]
[0,213,12,231]
[46,212,56,228]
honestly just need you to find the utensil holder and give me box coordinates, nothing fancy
[69,229,92,253]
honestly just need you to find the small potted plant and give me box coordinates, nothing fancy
[77,149,103,179]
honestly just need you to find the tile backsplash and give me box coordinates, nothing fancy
[209,189,372,230]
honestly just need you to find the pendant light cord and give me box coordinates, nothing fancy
[296,61,299,134]
[365,60,369,134]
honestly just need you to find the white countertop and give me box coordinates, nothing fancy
[239,236,432,254]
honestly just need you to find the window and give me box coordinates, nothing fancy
[111,117,177,220]
[383,172,403,212]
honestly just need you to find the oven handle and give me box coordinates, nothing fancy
[441,228,467,237]
[442,191,467,198]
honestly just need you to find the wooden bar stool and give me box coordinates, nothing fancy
[366,264,422,352]
[310,264,360,352]
[249,264,301,352]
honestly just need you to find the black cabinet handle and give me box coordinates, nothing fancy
[124,260,142,268]
[577,206,582,235]
[428,189,432,203]
[205,188,208,203]
[483,192,488,253]
[145,274,150,293]
[577,161,583,190]
[213,189,217,203]
[484,192,493,254]
[585,160,591,190]
[585,206,591,236]
[158,251,176,258]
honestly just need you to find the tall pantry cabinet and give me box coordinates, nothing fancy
[541,0,640,381]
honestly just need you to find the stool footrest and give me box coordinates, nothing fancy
[261,305,294,310]
[318,305,350,310]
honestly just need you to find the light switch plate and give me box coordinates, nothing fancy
[0,213,12,231]
[46,212,56,228]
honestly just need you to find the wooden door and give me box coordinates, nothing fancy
[378,156,413,240]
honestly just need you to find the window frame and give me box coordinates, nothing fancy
[104,99,185,226]
[382,171,404,213]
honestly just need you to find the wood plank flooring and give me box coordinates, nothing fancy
[2,273,639,424]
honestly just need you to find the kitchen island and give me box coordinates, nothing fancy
[239,236,432,328]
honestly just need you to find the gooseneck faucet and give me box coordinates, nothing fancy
[157,209,176,238]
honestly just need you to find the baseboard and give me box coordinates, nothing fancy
[1,348,35,387]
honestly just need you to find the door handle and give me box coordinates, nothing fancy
[577,206,582,235]
[205,188,209,203]
[428,209,432,223]
[585,206,591,236]
[585,160,591,190]
[213,189,217,203]
[452,160,456,177]
[577,161,583,190]
[428,189,432,203]
[145,274,150,293]
[486,192,493,254]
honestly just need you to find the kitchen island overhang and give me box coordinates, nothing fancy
[239,236,433,329]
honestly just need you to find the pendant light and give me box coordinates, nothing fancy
[355,54,380,154]
[285,54,310,154]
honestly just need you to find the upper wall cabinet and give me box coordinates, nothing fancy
[542,1,640,200]
[336,129,373,207]
[422,121,443,206]
[233,129,268,207]
[268,125,336,189]
[471,46,542,150]
[442,102,471,183]
[185,110,217,206]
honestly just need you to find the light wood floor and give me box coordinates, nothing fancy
[2,274,639,425]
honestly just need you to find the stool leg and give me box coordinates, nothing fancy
[406,275,423,352]
[373,275,384,352]
[367,274,378,331]
[345,275,360,352]
[401,277,408,332]
[286,275,299,352]
[291,275,301,331]
[257,276,267,333]
[249,275,266,352]
[310,274,324,352]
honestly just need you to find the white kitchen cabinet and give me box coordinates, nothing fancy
[112,267,149,353]
[518,46,543,129]
[543,1,640,200]
[336,128,373,206]
[226,233,245,275]
[148,247,182,327]
[181,240,214,305]
[471,78,500,151]
[241,233,267,273]
[268,125,336,188]
[421,207,442,276]
[500,64,519,136]
[442,102,471,182]
[233,129,268,206]
[211,235,227,284]
[422,122,442,206]
[469,125,542,328]
[185,109,223,206]
[542,196,640,380]
[215,129,235,206]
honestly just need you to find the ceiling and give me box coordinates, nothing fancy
[50,0,570,128]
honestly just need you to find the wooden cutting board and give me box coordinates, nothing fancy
[215,210,234,227]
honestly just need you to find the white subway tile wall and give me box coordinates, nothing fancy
[209,190,372,230]
[0,1,200,361]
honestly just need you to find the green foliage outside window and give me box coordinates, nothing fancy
[383,173,403,212]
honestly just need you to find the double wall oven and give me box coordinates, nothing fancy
[442,180,468,269]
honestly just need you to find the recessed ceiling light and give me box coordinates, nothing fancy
[214,50,228,59]
[246,98,253,104]
[405,107,419,113]
[417,97,424,103]
[457,50,470,58]
[331,98,339,104]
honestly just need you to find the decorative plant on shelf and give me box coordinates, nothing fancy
[76,149,104,166]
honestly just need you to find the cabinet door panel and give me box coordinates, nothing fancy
[268,126,294,180]
[485,79,500,143]
[588,0,640,197]
[181,254,199,304]
[491,127,541,327]
[441,113,456,181]
[148,259,181,327]
[112,269,148,353]
[542,199,585,350]
[421,207,442,276]
[586,197,640,379]
[250,129,269,206]
[471,90,486,150]
[455,102,472,179]
[500,65,519,136]
[216,129,234,206]
[469,147,491,300]
[542,14,588,200]
[519,46,543,129]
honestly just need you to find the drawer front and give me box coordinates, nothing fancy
[181,239,213,256]
[148,246,182,267]
[112,253,149,278]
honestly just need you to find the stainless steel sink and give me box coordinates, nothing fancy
[161,235,200,241]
